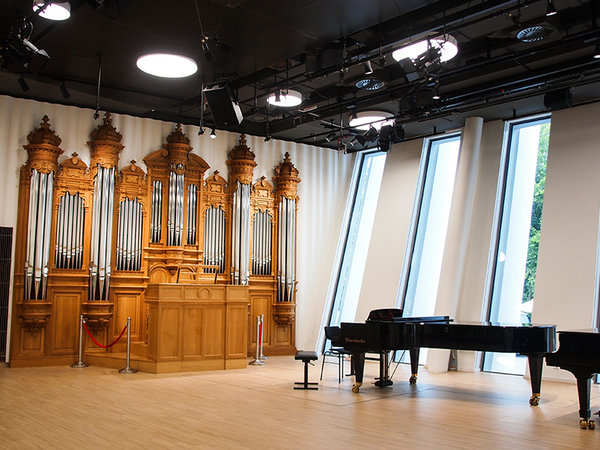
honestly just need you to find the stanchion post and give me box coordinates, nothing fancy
[119,317,137,374]
[71,314,89,368]
[248,315,264,366]
[259,314,268,360]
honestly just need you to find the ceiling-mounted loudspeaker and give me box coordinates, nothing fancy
[203,83,243,127]
[544,88,573,111]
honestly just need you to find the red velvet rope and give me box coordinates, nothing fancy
[83,321,128,349]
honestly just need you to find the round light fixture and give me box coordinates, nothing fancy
[267,89,302,107]
[33,1,71,21]
[136,53,198,78]
[349,111,394,131]
[392,35,458,63]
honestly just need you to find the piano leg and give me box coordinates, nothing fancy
[351,353,365,393]
[409,348,420,384]
[374,351,393,387]
[567,368,596,430]
[526,353,544,406]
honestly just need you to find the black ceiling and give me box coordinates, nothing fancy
[1,0,600,151]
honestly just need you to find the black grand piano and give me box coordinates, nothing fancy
[341,308,556,406]
[546,329,600,429]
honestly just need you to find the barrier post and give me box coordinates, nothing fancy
[259,314,268,360]
[71,314,89,368]
[119,317,137,374]
[248,315,264,366]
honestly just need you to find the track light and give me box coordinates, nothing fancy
[198,127,205,136]
[546,0,557,16]
[60,82,70,98]
[264,135,272,142]
[363,60,373,75]
[350,107,358,121]
[18,75,29,92]
[210,128,216,139]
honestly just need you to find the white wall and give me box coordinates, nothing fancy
[0,95,355,356]
[534,102,600,380]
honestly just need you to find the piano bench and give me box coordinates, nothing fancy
[294,351,319,390]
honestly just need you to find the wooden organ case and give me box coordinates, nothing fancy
[10,116,300,370]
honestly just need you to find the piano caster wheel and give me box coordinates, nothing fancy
[529,394,540,406]
[409,375,417,385]
[352,383,361,393]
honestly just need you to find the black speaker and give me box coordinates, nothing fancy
[544,88,573,111]
[203,83,243,127]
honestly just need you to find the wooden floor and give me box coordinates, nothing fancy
[1,356,599,449]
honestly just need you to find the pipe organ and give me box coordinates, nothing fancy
[10,116,300,370]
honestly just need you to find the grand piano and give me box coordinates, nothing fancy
[546,329,600,429]
[341,309,556,406]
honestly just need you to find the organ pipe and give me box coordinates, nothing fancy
[116,197,143,271]
[89,165,115,301]
[55,192,85,269]
[167,166,185,246]
[203,206,225,273]
[231,181,251,285]
[151,180,162,243]
[24,169,54,300]
[187,184,198,245]
[277,197,296,302]
[252,210,272,276]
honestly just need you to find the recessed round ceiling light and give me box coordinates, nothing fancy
[349,111,394,131]
[33,1,71,21]
[392,35,458,63]
[267,89,302,107]
[136,53,198,78]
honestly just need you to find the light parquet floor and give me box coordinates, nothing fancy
[1,356,599,449]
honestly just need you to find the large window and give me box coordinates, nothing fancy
[483,116,551,375]
[397,134,461,363]
[328,151,387,327]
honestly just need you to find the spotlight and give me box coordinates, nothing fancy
[363,60,373,75]
[594,39,600,59]
[18,75,29,92]
[60,81,70,98]
[432,82,440,100]
[210,128,216,139]
[325,132,337,142]
[352,134,367,147]
[364,126,379,142]
[546,0,557,17]
[33,1,71,21]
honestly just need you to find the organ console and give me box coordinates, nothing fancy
[341,309,556,406]
[10,115,300,370]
